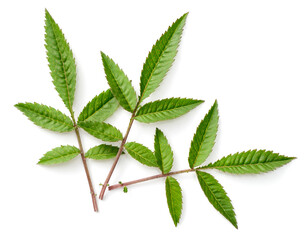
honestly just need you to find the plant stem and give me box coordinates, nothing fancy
[73,119,98,212]
[99,106,138,200]
[108,168,196,191]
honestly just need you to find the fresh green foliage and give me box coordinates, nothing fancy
[78,89,119,123]
[16,10,295,226]
[188,101,219,168]
[45,10,76,114]
[125,142,158,167]
[16,10,126,212]
[101,52,137,112]
[196,171,237,228]
[165,176,183,226]
[139,13,188,102]
[15,102,74,132]
[85,144,121,160]
[135,98,204,123]
[78,121,123,142]
[154,128,174,174]
[204,150,295,174]
[38,145,80,165]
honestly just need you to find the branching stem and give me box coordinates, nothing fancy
[108,167,209,191]
[99,103,139,200]
[73,118,98,212]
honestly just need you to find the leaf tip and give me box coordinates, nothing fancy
[100,51,106,58]
[213,99,218,107]
[44,8,52,21]
[14,103,21,110]
[100,51,109,63]
[37,160,44,165]
[231,219,238,229]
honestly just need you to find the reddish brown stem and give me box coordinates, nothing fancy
[74,122,98,212]
[108,168,196,191]
[99,109,137,200]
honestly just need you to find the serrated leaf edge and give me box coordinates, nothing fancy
[196,171,238,229]
[38,145,80,164]
[135,98,204,122]
[45,9,76,114]
[125,142,158,167]
[201,149,295,173]
[15,102,74,132]
[78,121,123,141]
[139,13,188,102]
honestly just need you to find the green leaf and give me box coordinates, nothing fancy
[38,145,80,165]
[135,98,204,123]
[196,171,237,229]
[154,128,173,173]
[101,52,137,112]
[188,100,219,168]
[85,144,120,160]
[15,102,74,132]
[139,13,188,102]
[45,9,76,114]
[165,176,183,227]
[78,89,119,123]
[125,142,158,167]
[78,121,123,142]
[203,150,295,174]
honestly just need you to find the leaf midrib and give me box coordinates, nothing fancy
[80,95,115,122]
[167,178,178,224]
[81,124,122,141]
[48,16,73,113]
[199,173,233,224]
[126,145,156,166]
[211,159,291,169]
[156,138,166,173]
[191,110,215,168]
[40,151,79,162]
[136,101,200,118]
[21,104,73,128]
[105,59,133,112]
[86,152,115,158]
[140,19,183,102]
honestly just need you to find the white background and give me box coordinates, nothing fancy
[1,0,306,239]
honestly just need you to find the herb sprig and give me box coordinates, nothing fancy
[15,10,295,228]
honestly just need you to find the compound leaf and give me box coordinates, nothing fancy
[15,102,74,132]
[85,144,120,160]
[203,150,295,174]
[38,145,80,165]
[78,120,123,142]
[101,52,137,113]
[45,9,76,114]
[78,89,119,123]
[196,171,237,229]
[135,98,203,123]
[154,128,173,173]
[139,13,188,102]
[165,176,183,227]
[125,142,158,167]
[189,100,219,168]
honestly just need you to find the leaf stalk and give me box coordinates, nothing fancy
[99,104,139,199]
[108,168,197,191]
[73,119,98,212]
